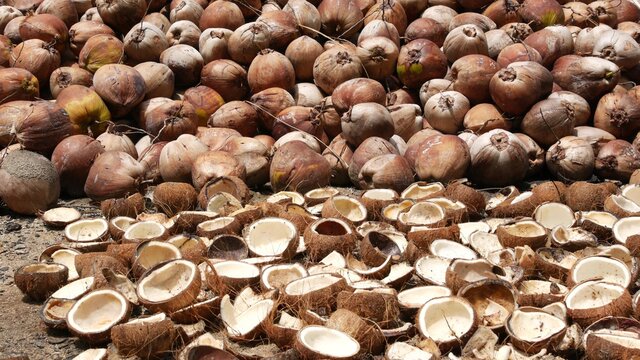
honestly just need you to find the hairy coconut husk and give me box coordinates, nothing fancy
[531,181,566,204]
[336,290,399,328]
[105,243,137,267]
[14,263,68,301]
[153,182,198,216]
[100,193,145,219]
[303,218,357,261]
[111,318,180,358]
[197,176,251,208]
[565,182,615,211]
[407,225,460,250]
[75,253,128,278]
[445,181,486,218]
[326,309,385,354]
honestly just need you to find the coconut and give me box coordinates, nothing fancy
[197,217,242,239]
[531,181,566,204]
[168,295,221,324]
[305,187,340,206]
[458,279,517,330]
[613,217,640,256]
[110,313,180,358]
[416,296,477,352]
[568,256,632,288]
[445,180,486,218]
[496,220,548,249]
[385,342,436,360]
[429,239,478,260]
[336,289,399,327]
[65,218,109,243]
[407,225,460,250]
[153,182,198,216]
[426,197,469,223]
[485,186,520,212]
[326,309,385,354]
[172,211,218,234]
[41,207,82,229]
[205,260,259,295]
[415,255,451,286]
[535,247,577,280]
[564,280,632,328]
[183,347,237,359]
[260,263,308,290]
[71,348,108,360]
[40,297,77,329]
[131,240,182,278]
[39,246,81,281]
[137,259,201,313]
[166,235,208,263]
[397,202,447,232]
[74,253,128,278]
[105,243,137,268]
[177,333,225,360]
[565,181,614,211]
[206,192,244,215]
[243,217,299,259]
[50,276,95,300]
[466,231,503,262]
[100,193,145,219]
[584,317,640,360]
[578,210,617,240]
[605,194,640,218]
[360,230,406,266]
[14,263,68,301]
[66,289,131,344]
[360,189,399,220]
[109,216,136,241]
[197,176,251,209]
[517,279,568,307]
[445,258,498,293]
[220,294,275,341]
[321,196,368,225]
[294,326,360,360]
[303,218,357,261]
[283,273,348,311]
[506,307,567,354]
[397,286,452,317]
[346,254,392,279]
[264,310,306,349]
[401,182,446,200]
[121,221,168,243]
[229,205,263,225]
[621,184,640,204]
[381,199,414,226]
[533,202,576,230]
[267,190,306,205]
[489,191,541,218]
[550,226,597,251]
[93,268,138,305]
[206,234,248,261]
[382,262,415,289]
[276,203,317,233]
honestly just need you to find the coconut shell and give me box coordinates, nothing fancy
[170,236,208,264]
[534,248,574,281]
[40,297,75,329]
[105,243,137,267]
[604,195,640,218]
[169,297,221,324]
[625,235,640,257]
[228,205,263,227]
[580,216,615,241]
[173,211,218,234]
[197,176,252,208]
[445,181,486,218]
[138,261,202,314]
[197,217,243,239]
[74,253,128,279]
[207,235,249,260]
[303,219,357,261]
[489,193,541,218]
[282,274,349,312]
[153,182,198,216]
[336,290,399,328]
[565,182,614,211]
[277,204,316,233]
[360,193,398,221]
[14,263,68,301]
[404,241,429,264]
[506,307,567,355]
[92,268,139,305]
[360,231,404,267]
[255,201,286,218]
[205,263,258,296]
[517,282,566,308]
[111,318,180,358]
[407,225,460,250]
[496,224,548,250]
[585,331,640,360]
[321,197,368,225]
[264,311,306,349]
[326,309,385,355]
[567,287,632,328]
[100,193,145,219]
[531,181,566,204]
[67,290,132,345]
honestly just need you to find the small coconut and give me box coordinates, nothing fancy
[276,203,317,233]
[197,176,251,208]
[565,181,616,211]
[205,260,260,295]
[303,218,357,261]
[294,326,360,360]
[74,253,128,278]
[267,190,306,205]
[564,280,632,328]
[401,181,445,200]
[14,263,68,301]
[416,296,477,353]
[72,348,108,360]
[382,262,414,289]
[326,309,385,354]
[467,231,504,262]
[458,279,517,330]
[131,240,182,278]
[41,207,82,228]
[243,217,299,259]
[110,314,180,358]
[360,188,399,220]
[177,333,226,360]
[517,279,568,307]
[50,276,95,300]
[506,307,567,354]
[321,196,368,225]
[426,197,469,223]
[429,239,478,260]
[260,263,308,291]
[184,347,237,359]
[65,218,109,243]
[282,273,348,312]
[66,289,131,344]
[355,221,396,238]
[229,205,263,225]
[220,293,275,341]
[153,182,198,216]
[169,295,221,324]
[496,220,548,249]
[206,192,244,215]
[137,259,202,313]
[100,193,145,219]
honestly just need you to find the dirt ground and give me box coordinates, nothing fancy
[0,198,100,360]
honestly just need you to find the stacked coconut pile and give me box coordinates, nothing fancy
[11,179,640,359]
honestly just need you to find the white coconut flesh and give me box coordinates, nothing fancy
[398,202,445,225]
[518,280,567,295]
[401,182,444,200]
[542,302,567,320]
[138,260,198,302]
[206,192,242,213]
[233,287,267,314]
[50,249,80,280]
[503,221,547,238]
[398,286,452,308]
[565,281,626,310]
[306,187,340,201]
[551,226,596,246]
[415,256,450,285]
[383,200,414,220]
[297,326,360,358]
[386,342,435,360]
[588,331,640,348]
[571,256,631,287]
[427,198,465,211]
[72,348,108,360]
[382,262,414,285]
[168,235,207,251]
[383,231,408,253]
[212,261,260,279]
[285,273,343,296]
[484,218,514,232]
[277,312,304,330]
[320,251,347,268]
[67,290,127,334]
[580,211,617,228]
[417,297,475,342]
[613,217,640,243]
[622,185,640,205]
[65,219,108,242]
[43,207,81,224]
[221,296,274,336]
[429,240,477,260]
[611,195,640,213]
[23,263,66,273]
[331,197,367,222]
[245,218,297,256]
[267,191,305,205]
[458,222,492,244]
[534,203,576,229]
[124,221,166,240]
[468,232,503,259]
[199,217,236,232]
[111,217,135,232]
[136,241,181,268]
[450,259,498,282]
[262,264,308,289]
[508,309,566,341]
[510,191,533,205]
[363,188,397,201]
[349,255,391,276]
[350,280,386,289]
[51,277,95,299]
[126,312,166,325]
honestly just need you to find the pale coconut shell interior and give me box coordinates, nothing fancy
[430,240,477,260]
[510,191,533,205]
[110,216,136,232]
[427,197,465,211]
[534,203,576,229]
[459,222,492,244]
[449,259,498,283]
[571,256,631,287]
[277,311,305,330]
[503,221,547,237]
[199,217,237,231]
[298,326,360,357]
[580,211,617,228]
[518,280,567,296]
[136,241,181,268]
[382,262,414,285]
[213,260,260,279]
[221,296,274,336]
[331,197,367,222]
[72,348,108,360]
[42,207,81,224]
[262,263,308,289]
[398,202,445,225]
[383,200,414,221]
[23,263,66,273]
[401,182,444,200]
[44,298,75,321]
[65,219,108,242]
[51,277,95,299]
[610,195,640,212]
[468,232,503,259]
[386,342,435,360]
[415,256,450,285]
[306,187,340,201]
[551,226,597,246]
[418,297,475,342]
[267,191,305,205]
[138,260,198,302]
[621,185,640,206]
[398,286,452,308]
[486,186,519,210]
[320,251,347,268]
[508,309,566,341]
[124,221,166,240]
[613,217,640,243]
[206,192,243,213]
[590,332,640,348]
[245,218,296,256]
[50,249,80,280]
[67,290,127,333]
[565,281,626,310]
[363,188,397,201]
[234,287,272,314]
[285,274,342,295]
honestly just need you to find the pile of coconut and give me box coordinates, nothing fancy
[14,178,640,360]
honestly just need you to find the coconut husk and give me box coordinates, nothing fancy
[172,211,217,234]
[228,205,263,227]
[14,263,68,301]
[303,219,357,261]
[169,235,208,263]
[534,248,575,281]
[277,204,316,234]
[255,201,286,218]
[207,235,248,260]
[531,181,566,204]
[110,318,180,358]
[445,181,486,218]
[100,193,145,219]
[321,196,368,225]
[108,217,136,241]
[360,231,404,267]
[205,262,258,296]
[92,268,138,305]
[264,309,306,349]
[153,182,198,216]
[326,309,385,355]
[75,253,128,278]
[489,193,541,218]
[496,223,548,250]
[40,297,75,329]
[404,241,429,265]
[197,176,251,209]
[360,192,398,221]
[407,225,460,250]
[105,243,137,267]
[138,261,202,314]
[604,195,640,218]
[169,296,221,324]
[567,287,632,328]
[282,274,349,313]
[565,182,613,211]
[336,290,399,328]
[625,235,640,257]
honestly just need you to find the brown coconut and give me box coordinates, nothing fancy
[326,309,385,354]
[14,263,68,301]
[153,182,198,216]
[100,193,145,219]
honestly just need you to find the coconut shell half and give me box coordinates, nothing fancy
[14,263,68,301]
